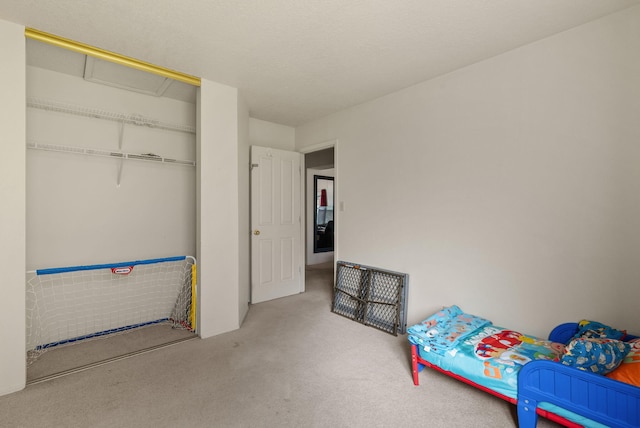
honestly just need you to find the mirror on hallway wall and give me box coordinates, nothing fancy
[313,175,334,253]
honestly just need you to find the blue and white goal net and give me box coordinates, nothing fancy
[26,256,196,364]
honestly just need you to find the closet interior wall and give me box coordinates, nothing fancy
[26,65,197,270]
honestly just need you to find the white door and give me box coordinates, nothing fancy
[251,146,303,303]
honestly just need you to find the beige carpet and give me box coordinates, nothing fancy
[0,264,561,427]
[27,323,197,384]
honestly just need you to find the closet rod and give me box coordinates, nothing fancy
[25,28,201,87]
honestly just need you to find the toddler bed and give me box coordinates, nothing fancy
[408,306,640,427]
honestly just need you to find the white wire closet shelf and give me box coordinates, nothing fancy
[27,97,196,135]
[27,141,196,166]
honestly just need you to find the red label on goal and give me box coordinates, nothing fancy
[111,266,134,275]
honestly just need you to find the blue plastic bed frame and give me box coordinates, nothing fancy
[517,323,640,428]
[411,322,640,428]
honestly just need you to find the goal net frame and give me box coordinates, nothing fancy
[26,255,197,364]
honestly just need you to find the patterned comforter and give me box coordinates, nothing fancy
[408,306,565,398]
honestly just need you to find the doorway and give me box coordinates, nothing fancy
[304,146,335,268]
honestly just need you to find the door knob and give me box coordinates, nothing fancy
[253,230,260,235]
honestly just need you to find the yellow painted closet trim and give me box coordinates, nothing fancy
[25,28,201,87]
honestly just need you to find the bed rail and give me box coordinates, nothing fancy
[518,359,640,428]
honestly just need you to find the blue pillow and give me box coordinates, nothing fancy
[572,320,626,340]
[561,338,631,375]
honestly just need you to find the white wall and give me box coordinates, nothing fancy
[26,67,196,268]
[249,117,295,150]
[0,18,26,396]
[296,7,640,338]
[197,79,242,337]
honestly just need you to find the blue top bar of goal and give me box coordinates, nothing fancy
[36,256,187,276]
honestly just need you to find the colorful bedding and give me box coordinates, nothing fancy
[409,307,564,398]
[410,307,640,428]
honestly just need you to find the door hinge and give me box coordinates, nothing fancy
[250,163,259,171]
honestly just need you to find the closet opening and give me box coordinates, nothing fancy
[25,32,199,384]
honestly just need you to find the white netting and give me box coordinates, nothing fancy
[26,256,195,364]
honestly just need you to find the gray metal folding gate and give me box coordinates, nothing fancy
[332,261,409,335]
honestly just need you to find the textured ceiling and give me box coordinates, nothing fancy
[1,0,639,126]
